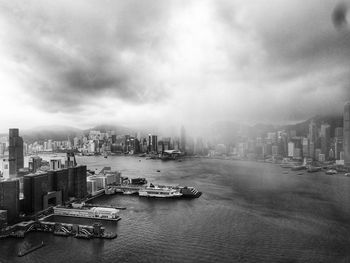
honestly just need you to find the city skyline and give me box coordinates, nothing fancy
[0,0,349,134]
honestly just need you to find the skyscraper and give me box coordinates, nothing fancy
[8,128,24,177]
[308,120,317,159]
[344,101,350,167]
[320,123,330,159]
[180,126,186,153]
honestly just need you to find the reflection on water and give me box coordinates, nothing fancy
[1,156,350,262]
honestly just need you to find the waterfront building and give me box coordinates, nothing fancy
[315,148,322,161]
[71,165,87,199]
[271,145,279,157]
[23,173,49,214]
[151,135,158,153]
[180,126,186,153]
[308,121,317,158]
[0,179,20,223]
[9,128,24,177]
[294,148,301,160]
[320,123,331,159]
[288,142,295,158]
[302,137,309,158]
[344,101,350,167]
[309,142,315,159]
[53,206,119,219]
[87,179,97,195]
[319,153,326,162]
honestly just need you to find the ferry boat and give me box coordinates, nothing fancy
[138,184,183,198]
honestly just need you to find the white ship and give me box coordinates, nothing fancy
[138,184,183,198]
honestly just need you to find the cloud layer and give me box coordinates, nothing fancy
[0,0,349,133]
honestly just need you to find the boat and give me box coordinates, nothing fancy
[178,186,202,198]
[325,169,337,175]
[18,241,45,257]
[291,165,306,171]
[307,166,322,173]
[139,184,183,198]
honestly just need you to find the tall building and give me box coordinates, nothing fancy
[288,142,295,158]
[23,173,49,214]
[320,123,331,159]
[344,101,350,166]
[302,137,309,158]
[309,120,317,143]
[334,127,343,160]
[180,126,186,153]
[0,179,20,223]
[151,135,158,152]
[8,129,24,177]
[308,120,317,159]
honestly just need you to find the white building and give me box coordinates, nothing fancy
[288,142,295,158]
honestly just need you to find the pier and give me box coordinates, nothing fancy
[2,220,117,240]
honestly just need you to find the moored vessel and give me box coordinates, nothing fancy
[139,184,182,198]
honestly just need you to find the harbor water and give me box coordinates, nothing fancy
[1,156,350,262]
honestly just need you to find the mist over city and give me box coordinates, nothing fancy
[1,1,350,263]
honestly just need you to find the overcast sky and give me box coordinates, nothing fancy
[0,0,349,134]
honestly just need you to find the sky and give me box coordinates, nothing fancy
[0,0,349,134]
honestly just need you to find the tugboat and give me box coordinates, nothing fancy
[18,241,45,257]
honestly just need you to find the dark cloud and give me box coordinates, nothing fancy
[333,2,348,30]
[1,0,350,131]
[0,0,170,112]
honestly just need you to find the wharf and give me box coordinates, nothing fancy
[5,220,118,240]
[49,213,121,222]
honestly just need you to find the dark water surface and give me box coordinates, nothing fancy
[1,156,350,262]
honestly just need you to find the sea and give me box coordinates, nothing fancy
[1,155,350,263]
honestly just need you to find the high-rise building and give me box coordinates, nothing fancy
[344,101,350,166]
[0,179,20,223]
[23,173,49,214]
[334,126,344,160]
[288,142,295,157]
[8,129,24,177]
[151,135,158,152]
[180,126,186,153]
[308,121,317,159]
[320,123,331,159]
[302,137,309,158]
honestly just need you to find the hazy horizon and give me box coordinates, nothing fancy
[1,0,350,134]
